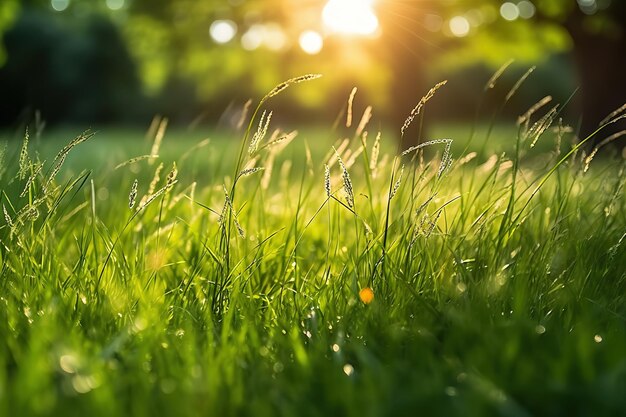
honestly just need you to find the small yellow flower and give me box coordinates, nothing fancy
[359,287,374,304]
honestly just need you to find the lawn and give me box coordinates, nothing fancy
[1,81,625,417]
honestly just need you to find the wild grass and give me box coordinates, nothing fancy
[0,74,625,417]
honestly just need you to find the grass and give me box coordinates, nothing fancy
[1,76,625,417]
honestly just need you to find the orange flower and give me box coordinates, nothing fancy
[359,287,374,304]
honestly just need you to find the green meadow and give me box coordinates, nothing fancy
[1,78,625,417]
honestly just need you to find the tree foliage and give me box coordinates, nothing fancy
[0,0,624,133]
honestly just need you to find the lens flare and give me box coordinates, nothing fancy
[210,20,237,44]
[299,31,324,55]
[322,0,379,36]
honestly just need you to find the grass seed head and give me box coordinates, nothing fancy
[400,139,453,176]
[324,164,331,197]
[45,130,95,192]
[346,87,357,128]
[506,66,535,102]
[390,165,404,200]
[18,127,30,180]
[584,130,626,173]
[370,132,381,176]
[334,148,354,208]
[3,205,13,229]
[166,163,178,187]
[44,153,67,193]
[600,102,626,126]
[237,99,253,130]
[136,179,177,212]
[234,216,245,239]
[238,167,265,179]
[438,141,453,178]
[0,142,7,180]
[424,210,442,238]
[527,105,558,148]
[356,106,372,137]
[218,185,231,226]
[55,130,95,163]
[149,118,168,165]
[401,139,452,157]
[20,161,45,198]
[518,96,553,128]
[115,155,157,170]
[344,146,363,169]
[264,74,322,101]
[485,59,514,90]
[129,179,138,209]
[249,110,272,155]
[140,162,164,207]
[401,81,447,138]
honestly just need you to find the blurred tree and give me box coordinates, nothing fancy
[114,0,391,123]
[123,0,277,97]
[487,0,624,139]
[1,0,624,141]
[549,0,626,138]
[378,0,626,140]
[0,0,18,65]
[0,8,143,126]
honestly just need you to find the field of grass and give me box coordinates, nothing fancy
[1,78,625,417]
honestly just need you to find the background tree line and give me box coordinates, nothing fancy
[0,0,624,141]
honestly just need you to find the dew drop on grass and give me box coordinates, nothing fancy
[331,344,340,353]
[97,187,109,201]
[132,317,147,332]
[343,364,354,376]
[273,362,284,373]
[535,325,546,334]
[594,334,603,343]
[72,375,96,394]
[59,355,78,374]
[445,386,457,396]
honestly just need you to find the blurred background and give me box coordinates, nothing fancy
[0,0,624,140]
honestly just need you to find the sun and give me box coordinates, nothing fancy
[322,0,379,36]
